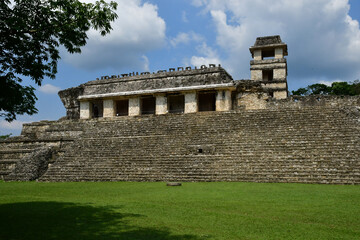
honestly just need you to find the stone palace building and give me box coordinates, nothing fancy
[1,36,359,184]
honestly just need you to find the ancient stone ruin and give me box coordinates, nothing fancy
[1,36,359,184]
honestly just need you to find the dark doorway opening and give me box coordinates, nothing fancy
[116,99,129,116]
[91,100,103,118]
[198,92,216,112]
[141,96,155,115]
[168,95,185,113]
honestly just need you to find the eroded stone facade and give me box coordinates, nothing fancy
[1,35,359,184]
[57,36,289,121]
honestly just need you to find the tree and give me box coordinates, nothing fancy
[0,0,117,122]
[0,133,12,139]
[349,80,360,95]
[307,83,331,95]
[291,87,308,96]
[291,81,360,96]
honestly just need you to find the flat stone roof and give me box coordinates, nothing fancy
[78,83,235,100]
[69,65,235,97]
[253,35,283,46]
[85,64,232,86]
[249,35,288,56]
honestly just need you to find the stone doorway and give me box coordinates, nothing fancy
[198,92,216,112]
[168,95,185,113]
[91,100,103,118]
[141,96,155,115]
[116,99,129,116]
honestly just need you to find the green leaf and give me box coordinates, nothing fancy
[0,0,117,122]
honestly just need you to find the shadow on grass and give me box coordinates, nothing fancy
[0,202,207,240]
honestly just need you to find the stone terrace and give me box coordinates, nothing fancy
[26,97,359,184]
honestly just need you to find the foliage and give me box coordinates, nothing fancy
[0,133,12,139]
[0,0,117,122]
[291,80,360,96]
[291,87,308,96]
[0,182,359,239]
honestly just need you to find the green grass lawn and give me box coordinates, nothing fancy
[0,181,359,240]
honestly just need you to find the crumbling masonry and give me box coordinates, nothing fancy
[1,36,359,183]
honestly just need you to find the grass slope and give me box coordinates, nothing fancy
[0,182,359,240]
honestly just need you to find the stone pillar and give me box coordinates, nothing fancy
[275,48,284,59]
[185,92,197,113]
[251,70,263,80]
[80,101,92,119]
[274,68,286,79]
[129,97,140,116]
[156,94,167,115]
[103,99,115,118]
[216,90,232,111]
[254,49,262,60]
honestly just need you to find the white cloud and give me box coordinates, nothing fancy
[182,11,189,23]
[170,32,203,47]
[170,32,191,47]
[192,0,360,86]
[0,120,28,130]
[319,81,335,86]
[38,84,61,94]
[319,79,347,86]
[62,0,166,72]
[191,0,208,7]
[190,42,221,67]
[142,55,150,72]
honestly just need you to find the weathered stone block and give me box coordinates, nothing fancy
[237,93,268,110]
[274,91,288,99]
[216,90,232,111]
[80,101,91,119]
[251,70,263,81]
[185,92,197,113]
[274,68,286,79]
[103,99,115,118]
[129,97,140,116]
[156,95,167,115]
[58,86,84,119]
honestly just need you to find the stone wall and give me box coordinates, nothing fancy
[0,120,79,180]
[1,96,359,184]
[58,86,84,119]
[267,95,360,109]
[6,146,58,181]
[81,66,233,96]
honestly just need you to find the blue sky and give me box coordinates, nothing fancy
[1,0,360,136]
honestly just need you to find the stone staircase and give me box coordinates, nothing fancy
[0,120,82,180]
[38,106,360,184]
[0,138,47,179]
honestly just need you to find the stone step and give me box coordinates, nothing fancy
[5,105,360,183]
[0,159,18,164]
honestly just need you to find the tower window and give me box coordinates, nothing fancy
[263,70,273,81]
[262,49,275,59]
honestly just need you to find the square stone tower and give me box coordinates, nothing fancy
[249,35,288,99]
